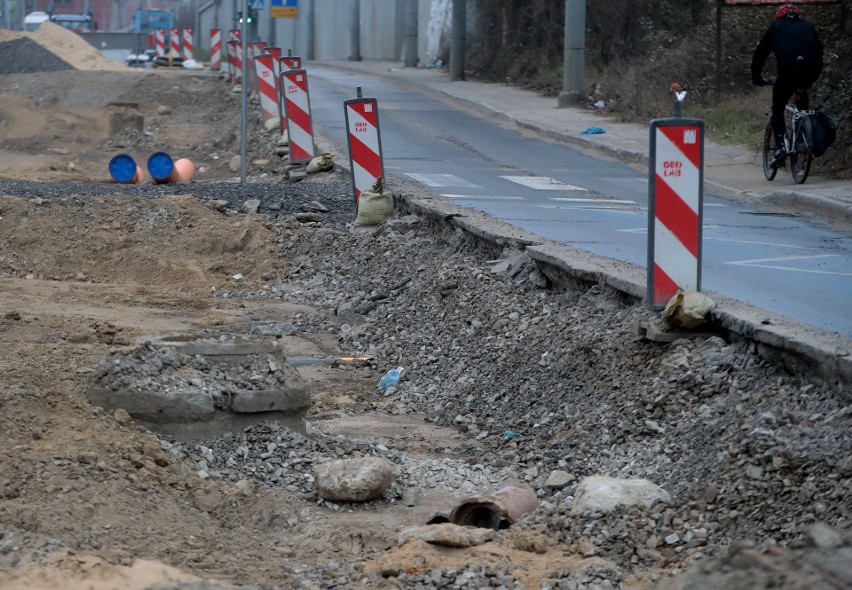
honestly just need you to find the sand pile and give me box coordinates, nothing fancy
[0,22,128,72]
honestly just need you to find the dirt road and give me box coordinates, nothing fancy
[0,25,849,590]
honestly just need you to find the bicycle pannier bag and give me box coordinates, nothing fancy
[812,111,837,157]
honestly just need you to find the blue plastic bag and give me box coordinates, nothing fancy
[380,367,404,391]
[581,127,606,135]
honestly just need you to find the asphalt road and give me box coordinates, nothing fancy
[307,65,852,339]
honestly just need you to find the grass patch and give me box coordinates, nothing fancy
[684,97,770,151]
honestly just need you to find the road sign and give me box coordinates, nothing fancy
[271,0,298,18]
[250,0,264,9]
[647,118,705,309]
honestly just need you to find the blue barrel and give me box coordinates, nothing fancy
[147,151,174,183]
[108,154,138,183]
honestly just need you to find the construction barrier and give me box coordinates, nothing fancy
[254,54,278,124]
[155,28,165,58]
[647,118,705,309]
[281,54,301,71]
[209,28,221,70]
[170,27,180,59]
[264,47,283,125]
[183,27,193,61]
[281,68,316,164]
[344,90,385,202]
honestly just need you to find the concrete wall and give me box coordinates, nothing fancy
[193,0,454,65]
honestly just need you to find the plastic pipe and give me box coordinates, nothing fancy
[170,158,195,183]
[109,154,144,184]
[147,151,175,183]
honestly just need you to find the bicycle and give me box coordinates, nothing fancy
[762,87,815,185]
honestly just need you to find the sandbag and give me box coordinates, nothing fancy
[661,289,716,330]
[306,152,334,174]
[277,130,289,146]
[264,117,280,132]
[354,177,393,227]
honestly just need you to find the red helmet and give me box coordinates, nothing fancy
[776,3,800,19]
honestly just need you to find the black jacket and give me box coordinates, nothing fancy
[751,17,823,81]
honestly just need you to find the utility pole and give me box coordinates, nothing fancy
[558,0,585,107]
[449,0,465,81]
[403,0,417,67]
[305,0,315,61]
[349,0,361,62]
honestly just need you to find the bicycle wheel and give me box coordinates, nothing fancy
[762,122,778,181]
[790,116,813,185]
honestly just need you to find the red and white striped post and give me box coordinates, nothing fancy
[254,53,278,124]
[182,27,193,61]
[264,47,283,125]
[344,88,385,203]
[170,27,181,60]
[232,42,242,84]
[647,118,705,309]
[281,68,316,164]
[155,28,166,58]
[209,28,221,70]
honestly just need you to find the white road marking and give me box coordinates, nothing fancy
[441,194,524,200]
[534,205,642,214]
[549,197,636,204]
[404,173,480,188]
[727,254,851,276]
[500,176,587,191]
[704,237,812,249]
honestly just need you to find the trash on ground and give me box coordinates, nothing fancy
[662,289,716,330]
[581,127,606,135]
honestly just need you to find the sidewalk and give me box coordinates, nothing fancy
[316,59,852,227]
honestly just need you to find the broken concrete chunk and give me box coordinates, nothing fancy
[314,456,395,502]
[571,475,671,514]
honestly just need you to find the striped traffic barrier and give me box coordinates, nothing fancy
[647,118,705,309]
[227,41,238,84]
[281,68,316,164]
[232,41,242,84]
[210,28,221,70]
[108,154,144,184]
[170,27,180,60]
[344,88,385,202]
[183,27,193,61]
[155,28,165,58]
[264,47,283,124]
[254,53,278,124]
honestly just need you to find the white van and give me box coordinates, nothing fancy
[24,11,50,31]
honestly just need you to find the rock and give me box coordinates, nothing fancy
[296,212,323,223]
[398,523,496,548]
[157,105,171,115]
[314,457,395,502]
[544,470,575,490]
[113,408,132,425]
[805,523,843,549]
[229,155,241,173]
[241,199,261,214]
[571,476,671,514]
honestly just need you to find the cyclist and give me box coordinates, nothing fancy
[751,3,823,167]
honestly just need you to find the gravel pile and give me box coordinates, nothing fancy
[195,205,849,588]
[0,38,74,74]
